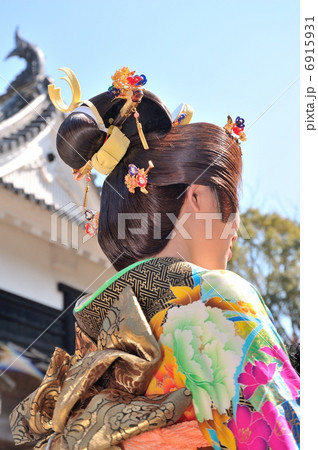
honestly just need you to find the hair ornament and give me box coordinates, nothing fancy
[106,67,147,100]
[72,160,93,181]
[82,171,99,237]
[133,109,149,149]
[106,67,149,150]
[48,68,106,130]
[91,126,130,175]
[125,161,154,194]
[70,126,130,178]
[48,67,81,113]
[171,103,194,127]
[74,126,129,233]
[84,209,99,237]
[224,115,247,142]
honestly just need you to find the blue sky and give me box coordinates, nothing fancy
[0,0,300,220]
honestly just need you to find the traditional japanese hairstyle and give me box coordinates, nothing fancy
[49,67,174,174]
[50,67,244,270]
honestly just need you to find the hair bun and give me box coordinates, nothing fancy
[50,67,174,171]
[90,90,173,139]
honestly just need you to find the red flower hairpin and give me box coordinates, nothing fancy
[224,116,247,142]
[124,161,154,194]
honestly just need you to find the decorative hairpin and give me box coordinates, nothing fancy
[106,67,149,150]
[125,161,154,194]
[172,103,194,127]
[106,67,147,99]
[81,170,99,236]
[71,163,99,236]
[84,209,100,237]
[224,116,247,142]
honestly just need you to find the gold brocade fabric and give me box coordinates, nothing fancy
[10,286,192,449]
[75,257,194,341]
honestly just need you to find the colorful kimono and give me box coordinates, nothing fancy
[10,257,300,449]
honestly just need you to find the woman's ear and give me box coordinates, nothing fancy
[185,185,220,214]
[185,184,201,212]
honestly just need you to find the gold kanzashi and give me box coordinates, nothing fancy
[48,67,81,113]
[111,66,135,96]
[48,68,105,129]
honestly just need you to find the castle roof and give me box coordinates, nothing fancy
[0,30,101,216]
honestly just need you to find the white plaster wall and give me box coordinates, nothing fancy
[0,189,116,311]
[0,219,64,308]
[0,219,116,310]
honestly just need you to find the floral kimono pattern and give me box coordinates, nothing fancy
[10,257,300,449]
[146,269,300,449]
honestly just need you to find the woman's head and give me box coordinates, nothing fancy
[56,88,243,271]
[98,123,242,270]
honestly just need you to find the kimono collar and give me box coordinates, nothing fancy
[74,257,194,341]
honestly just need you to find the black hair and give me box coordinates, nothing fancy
[56,91,242,270]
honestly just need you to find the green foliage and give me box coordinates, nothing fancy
[228,208,300,344]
